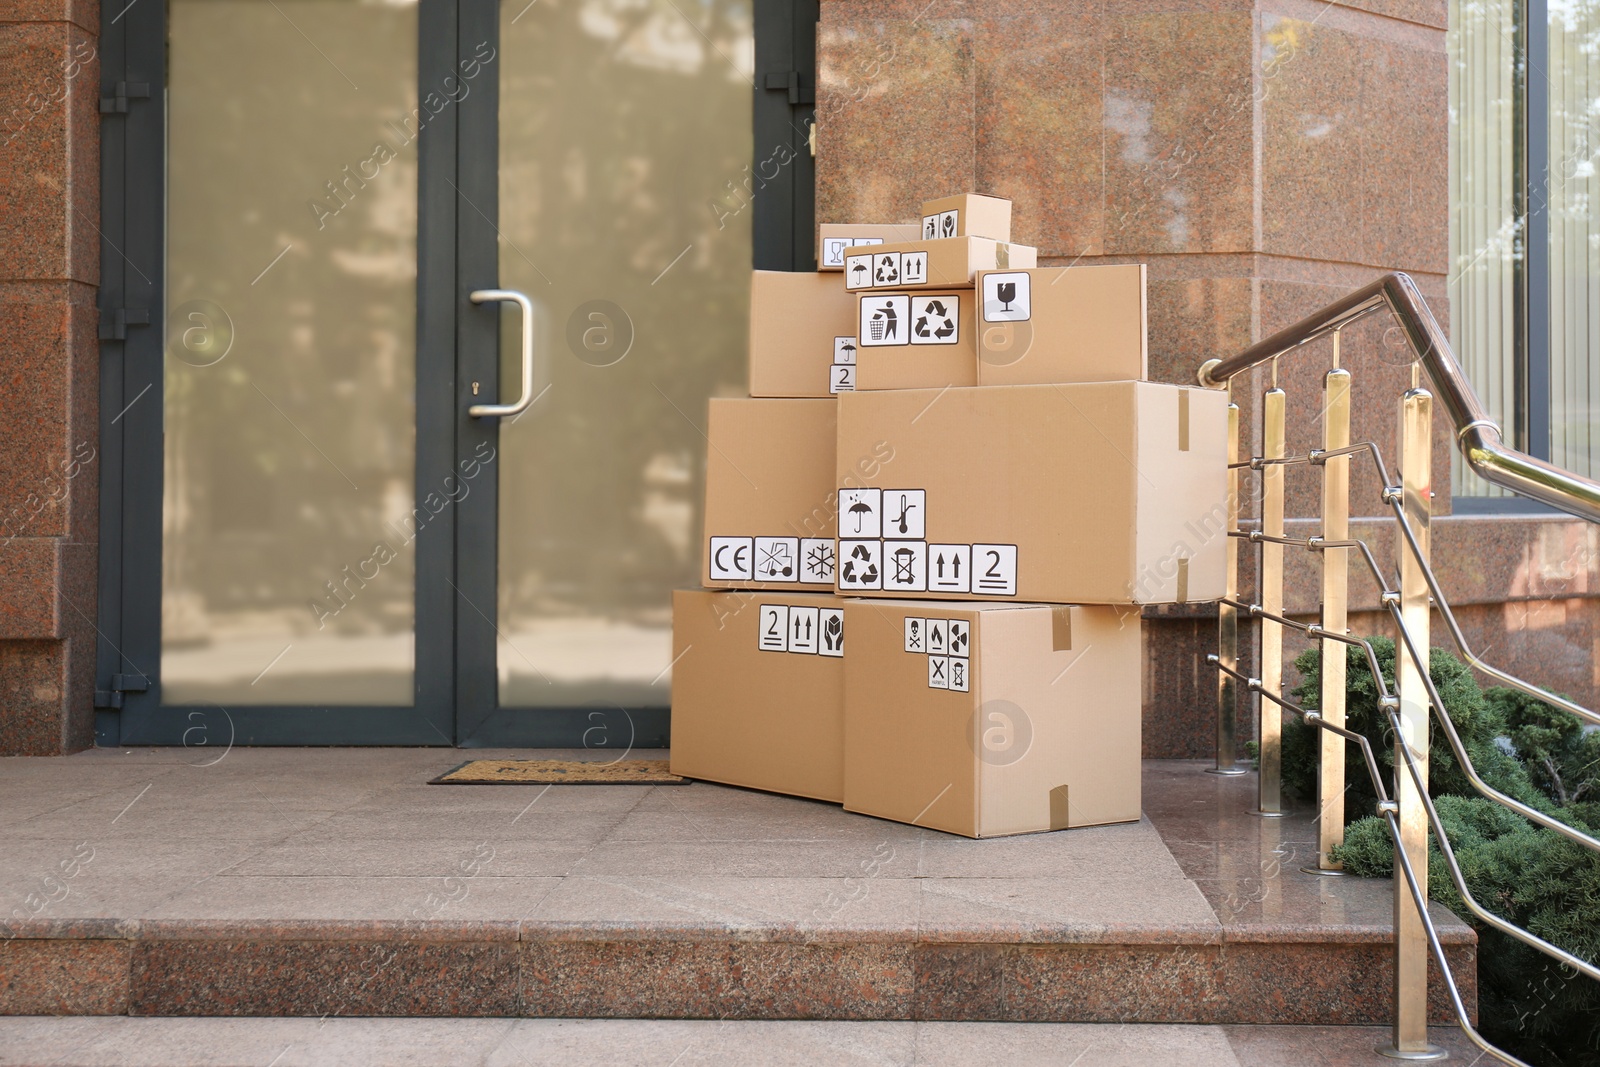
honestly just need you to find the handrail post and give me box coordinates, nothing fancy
[1311,348,1351,872]
[1211,400,1247,775]
[1384,382,1444,1061]
[1255,377,1287,817]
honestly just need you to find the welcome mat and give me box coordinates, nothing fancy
[428,758,688,786]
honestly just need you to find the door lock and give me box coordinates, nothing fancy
[472,382,480,395]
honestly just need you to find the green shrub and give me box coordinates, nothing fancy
[1287,640,1600,1065]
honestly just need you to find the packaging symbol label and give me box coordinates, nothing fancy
[758,604,790,651]
[837,539,883,590]
[947,619,970,656]
[972,544,1019,595]
[949,656,970,692]
[838,488,882,538]
[926,618,948,655]
[829,363,856,393]
[859,295,910,345]
[709,536,754,581]
[922,211,957,240]
[788,606,820,653]
[819,607,845,656]
[910,296,959,345]
[833,336,858,364]
[753,536,799,582]
[758,603,845,658]
[928,544,970,593]
[882,541,927,592]
[981,271,1031,322]
[901,251,928,285]
[903,617,926,653]
[928,655,950,689]
[822,237,850,268]
[800,538,836,583]
[882,489,925,539]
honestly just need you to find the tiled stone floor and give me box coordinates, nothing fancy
[0,749,1476,1033]
[0,1017,1483,1066]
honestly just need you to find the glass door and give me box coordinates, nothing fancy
[98,0,810,745]
[452,0,756,744]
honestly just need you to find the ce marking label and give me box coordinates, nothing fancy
[709,536,754,581]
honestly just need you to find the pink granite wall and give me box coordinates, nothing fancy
[0,0,100,755]
[814,0,1596,760]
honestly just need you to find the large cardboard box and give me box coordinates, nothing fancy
[855,288,978,391]
[844,237,1038,292]
[833,382,1228,604]
[920,194,1012,242]
[703,398,841,589]
[749,270,860,397]
[819,223,923,270]
[842,599,1141,837]
[975,264,1148,386]
[671,589,845,802]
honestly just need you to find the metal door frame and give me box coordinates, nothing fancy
[94,0,816,746]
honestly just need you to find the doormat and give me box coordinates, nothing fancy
[428,758,688,786]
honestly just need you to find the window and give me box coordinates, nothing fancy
[1450,0,1600,506]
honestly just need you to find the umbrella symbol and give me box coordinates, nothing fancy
[850,261,867,285]
[848,498,874,533]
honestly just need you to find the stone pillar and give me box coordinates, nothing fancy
[816,0,1448,757]
[0,0,100,755]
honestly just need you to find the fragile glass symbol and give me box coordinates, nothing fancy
[758,542,794,578]
[996,281,1017,311]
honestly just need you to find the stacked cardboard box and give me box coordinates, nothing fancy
[672,193,1227,837]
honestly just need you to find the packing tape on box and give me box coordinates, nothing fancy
[1051,606,1073,652]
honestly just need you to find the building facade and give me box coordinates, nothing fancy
[2,0,1595,756]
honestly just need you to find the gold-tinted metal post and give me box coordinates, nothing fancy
[1212,402,1247,775]
[1315,363,1351,870]
[1256,383,1287,817]
[1386,385,1442,1060]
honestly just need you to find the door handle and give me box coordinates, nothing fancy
[468,289,538,418]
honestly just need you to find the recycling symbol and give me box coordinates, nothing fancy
[874,255,900,285]
[840,543,878,585]
[914,300,957,341]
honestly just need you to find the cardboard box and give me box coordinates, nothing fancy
[703,398,842,589]
[749,270,861,397]
[671,589,845,802]
[844,237,1038,292]
[833,382,1228,604]
[819,223,923,270]
[920,194,1012,242]
[855,288,978,391]
[842,599,1141,837]
[976,264,1148,386]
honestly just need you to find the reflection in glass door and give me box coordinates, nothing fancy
[163,0,420,706]
[490,0,753,712]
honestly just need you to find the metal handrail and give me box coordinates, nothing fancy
[1197,271,1600,523]
[1208,659,1532,1067]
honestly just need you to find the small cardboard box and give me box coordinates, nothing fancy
[833,382,1228,604]
[920,194,1012,242]
[703,398,842,589]
[976,264,1148,386]
[819,223,923,270]
[843,237,1037,293]
[750,270,861,397]
[842,599,1141,837]
[855,288,978,391]
[671,589,845,802]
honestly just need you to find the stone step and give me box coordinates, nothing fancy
[0,1016,1488,1066]
[0,753,1476,1025]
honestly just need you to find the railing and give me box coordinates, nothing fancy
[1197,272,1600,1064]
